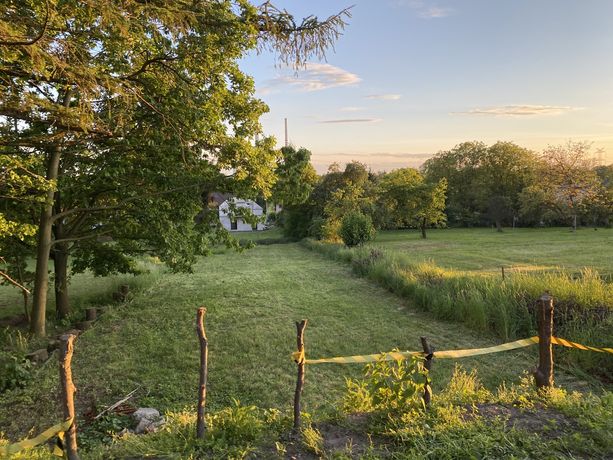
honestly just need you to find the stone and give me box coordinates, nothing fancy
[133,408,165,434]
[26,348,48,363]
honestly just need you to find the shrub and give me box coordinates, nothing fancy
[308,217,326,240]
[321,218,342,243]
[339,212,375,247]
[280,205,312,239]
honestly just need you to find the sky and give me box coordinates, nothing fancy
[240,0,613,173]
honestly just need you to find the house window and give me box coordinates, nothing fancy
[231,219,237,230]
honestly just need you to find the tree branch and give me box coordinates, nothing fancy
[51,184,201,222]
[0,270,31,295]
[0,0,50,46]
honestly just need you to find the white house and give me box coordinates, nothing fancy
[219,198,265,231]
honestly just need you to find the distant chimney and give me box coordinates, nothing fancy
[284,118,288,147]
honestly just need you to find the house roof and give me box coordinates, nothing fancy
[219,198,263,212]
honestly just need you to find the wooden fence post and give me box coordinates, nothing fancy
[293,320,308,432]
[59,334,80,460]
[420,337,434,407]
[534,293,554,389]
[501,266,505,281]
[196,307,208,439]
[85,308,97,322]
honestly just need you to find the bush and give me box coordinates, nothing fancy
[339,212,375,247]
[280,205,312,239]
[308,217,326,240]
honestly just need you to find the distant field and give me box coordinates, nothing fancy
[370,228,613,275]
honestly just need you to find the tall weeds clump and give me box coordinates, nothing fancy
[302,239,612,379]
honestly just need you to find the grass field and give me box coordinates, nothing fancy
[371,227,613,276]
[1,229,611,458]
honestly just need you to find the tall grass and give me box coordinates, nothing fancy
[303,239,613,380]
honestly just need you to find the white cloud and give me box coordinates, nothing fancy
[453,105,583,117]
[396,0,454,18]
[319,118,382,124]
[262,63,360,93]
[364,94,402,100]
[339,106,365,112]
[419,6,453,18]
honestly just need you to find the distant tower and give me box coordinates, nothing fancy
[284,118,288,147]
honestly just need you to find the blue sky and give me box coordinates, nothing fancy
[241,0,613,172]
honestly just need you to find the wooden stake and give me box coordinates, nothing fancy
[534,294,554,388]
[293,320,307,432]
[196,307,208,439]
[501,266,505,280]
[59,334,80,460]
[420,337,434,407]
[85,308,97,322]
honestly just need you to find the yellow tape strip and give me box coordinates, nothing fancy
[552,337,613,354]
[0,417,73,457]
[294,336,612,365]
[435,337,539,358]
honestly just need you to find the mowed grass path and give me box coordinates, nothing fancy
[371,227,613,275]
[0,243,587,437]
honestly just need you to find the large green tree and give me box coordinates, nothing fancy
[272,146,318,206]
[423,141,538,229]
[378,167,447,238]
[1,0,351,336]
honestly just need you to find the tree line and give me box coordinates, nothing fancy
[278,140,613,242]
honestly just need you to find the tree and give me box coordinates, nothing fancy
[422,141,538,229]
[539,141,602,231]
[422,142,488,226]
[0,155,53,321]
[377,168,424,228]
[272,146,318,206]
[590,165,613,226]
[411,179,448,239]
[1,1,351,336]
[481,142,537,231]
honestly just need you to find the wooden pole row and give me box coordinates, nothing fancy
[45,294,556,454]
[291,292,555,430]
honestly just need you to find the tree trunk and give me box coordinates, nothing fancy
[420,217,427,239]
[495,219,503,232]
[572,214,577,232]
[30,147,62,337]
[54,242,71,319]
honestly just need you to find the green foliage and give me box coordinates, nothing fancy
[1,0,351,334]
[301,424,324,456]
[280,204,313,239]
[339,212,375,247]
[272,146,318,206]
[349,354,426,415]
[206,400,264,449]
[423,141,539,227]
[0,352,33,393]
[79,413,134,451]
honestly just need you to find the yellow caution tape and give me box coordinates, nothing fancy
[551,337,613,354]
[435,337,539,358]
[293,336,612,365]
[0,417,73,457]
[291,349,305,364]
[305,349,421,365]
